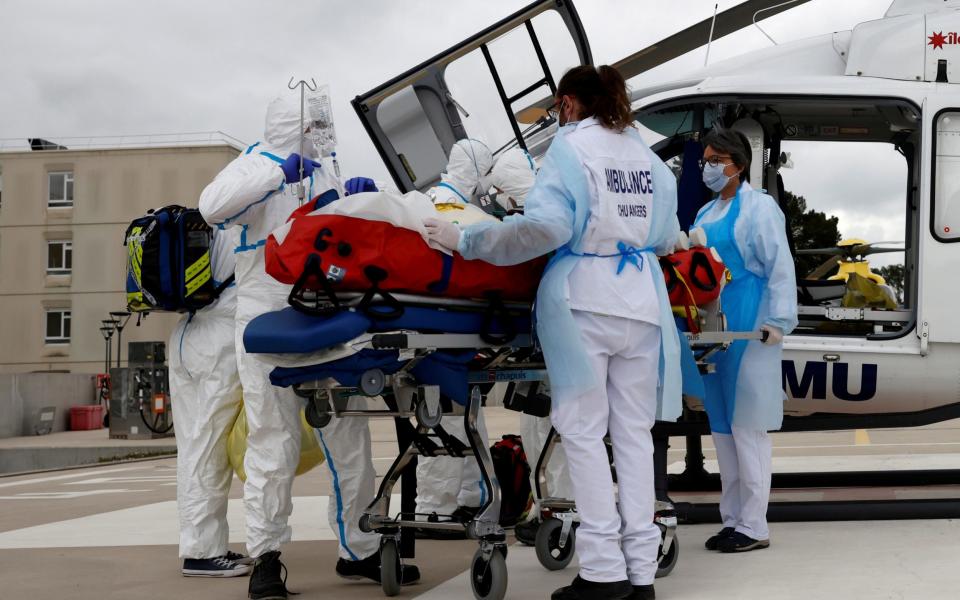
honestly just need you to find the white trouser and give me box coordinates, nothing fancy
[521,413,572,509]
[551,311,661,586]
[316,396,381,561]
[237,324,302,559]
[416,411,490,515]
[713,427,772,540]
[170,313,242,559]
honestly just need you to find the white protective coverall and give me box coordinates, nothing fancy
[199,95,379,561]
[169,227,241,559]
[480,147,537,212]
[458,117,682,586]
[416,138,494,518]
[428,139,493,205]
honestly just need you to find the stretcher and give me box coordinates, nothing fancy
[526,302,768,576]
[243,293,545,600]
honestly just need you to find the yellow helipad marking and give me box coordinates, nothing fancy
[855,429,872,445]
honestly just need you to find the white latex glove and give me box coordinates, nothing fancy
[689,227,708,248]
[674,231,691,253]
[760,324,783,346]
[424,217,462,253]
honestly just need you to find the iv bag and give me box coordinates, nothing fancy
[307,84,337,156]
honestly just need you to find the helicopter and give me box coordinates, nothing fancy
[350,0,960,437]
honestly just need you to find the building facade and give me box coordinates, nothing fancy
[0,134,244,373]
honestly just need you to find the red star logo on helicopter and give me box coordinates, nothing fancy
[929,31,947,50]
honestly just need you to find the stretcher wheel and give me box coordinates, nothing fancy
[656,534,679,578]
[414,398,442,429]
[535,517,575,571]
[304,399,331,429]
[359,514,372,533]
[470,546,508,600]
[360,369,386,396]
[380,537,401,597]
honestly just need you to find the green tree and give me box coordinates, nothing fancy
[782,190,842,279]
[877,264,906,304]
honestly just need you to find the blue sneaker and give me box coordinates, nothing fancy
[182,555,252,577]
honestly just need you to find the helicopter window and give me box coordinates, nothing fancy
[637,95,919,339]
[932,110,960,242]
[780,140,910,336]
[442,10,581,160]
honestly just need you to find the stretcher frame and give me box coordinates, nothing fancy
[291,325,546,600]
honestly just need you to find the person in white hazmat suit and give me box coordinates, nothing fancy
[424,65,682,600]
[694,128,797,554]
[199,94,419,599]
[169,226,251,578]
[414,138,496,537]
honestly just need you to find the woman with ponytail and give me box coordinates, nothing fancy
[423,65,682,600]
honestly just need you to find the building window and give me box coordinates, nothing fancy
[48,171,74,207]
[47,241,72,275]
[45,310,71,344]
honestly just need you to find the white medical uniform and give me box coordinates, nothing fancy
[459,117,681,586]
[198,95,379,562]
[169,227,241,559]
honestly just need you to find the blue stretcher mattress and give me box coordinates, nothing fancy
[244,306,532,406]
[243,306,531,355]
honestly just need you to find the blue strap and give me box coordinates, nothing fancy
[437,182,469,204]
[427,253,454,294]
[157,212,173,301]
[569,242,653,275]
[244,142,261,155]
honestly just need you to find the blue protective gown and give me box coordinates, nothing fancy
[694,182,798,432]
[459,124,683,422]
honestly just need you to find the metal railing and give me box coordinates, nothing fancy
[0,131,246,153]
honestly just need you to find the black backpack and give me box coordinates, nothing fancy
[124,205,233,313]
[490,434,533,527]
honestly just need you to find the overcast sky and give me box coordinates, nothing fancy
[0,0,905,263]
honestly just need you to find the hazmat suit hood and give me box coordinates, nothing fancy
[480,148,536,211]
[431,139,493,205]
[264,95,316,158]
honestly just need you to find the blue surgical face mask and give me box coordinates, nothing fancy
[702,162,735,193]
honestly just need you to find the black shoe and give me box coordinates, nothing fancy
[182,555,251,577]
[551,575,633,600]
[226,550,255,566]
[414,512,467,540]
[514,517,540,546]
[704,526,735,551]
[335,554,421,585]
[630,584,656,600]
[451,505,480,522]
[717,531,770,553]
[248,551,291,600]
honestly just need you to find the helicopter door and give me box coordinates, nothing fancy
[921,104,960,344]
[351,0,592,194]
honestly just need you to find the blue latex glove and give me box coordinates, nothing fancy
[344,177,378,196]
[279,153,321,184]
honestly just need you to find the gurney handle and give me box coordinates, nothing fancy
[372,333,408,350]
